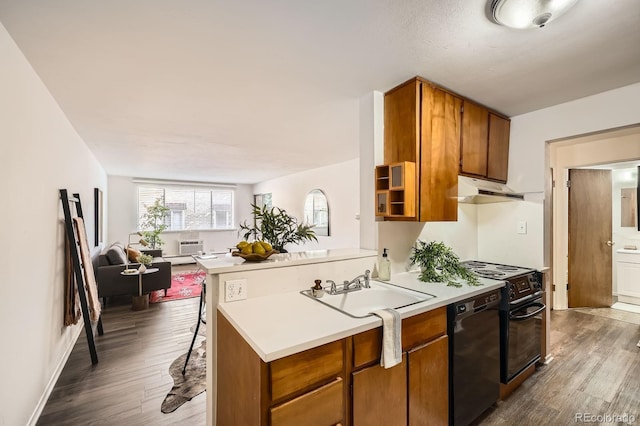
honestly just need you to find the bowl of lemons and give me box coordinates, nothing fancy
[232,240,279,262]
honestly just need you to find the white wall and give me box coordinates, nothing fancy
[478,201,544,268]
[0,23,108,426]
[358,91,384,250]
[508,83,640,309]
[107,175,254,254]
[252,159,361,251]
[377,206,479,276]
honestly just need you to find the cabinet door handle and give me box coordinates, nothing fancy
[606,241,615,247]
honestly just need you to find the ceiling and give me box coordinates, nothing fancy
[1,1,639,184]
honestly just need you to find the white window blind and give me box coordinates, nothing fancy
[137,186,234,231]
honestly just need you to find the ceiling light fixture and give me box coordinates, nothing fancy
[489,0,580,29]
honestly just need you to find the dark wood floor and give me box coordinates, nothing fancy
[37,296,206,425]
[482,308,640,425]
[38,300,639,426]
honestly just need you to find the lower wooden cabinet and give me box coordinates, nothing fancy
[217,312,346,426]
[351,308,448,426]
[408,335,449,426]
[218,308,449,426]
[271,378,344,426]
[352,355,407,426]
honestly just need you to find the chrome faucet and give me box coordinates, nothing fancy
[325,270,371,295]
[342,270,371,291]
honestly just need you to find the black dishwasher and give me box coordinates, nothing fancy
[447,289,501,426]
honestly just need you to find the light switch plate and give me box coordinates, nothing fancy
[225,279,247,302]
[517,221,527,235]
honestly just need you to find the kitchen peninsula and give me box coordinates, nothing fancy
[196,249,505,425]
[196,248,378,425]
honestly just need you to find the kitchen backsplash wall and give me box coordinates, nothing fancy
[377,204,479,277]
[477,200,544,269]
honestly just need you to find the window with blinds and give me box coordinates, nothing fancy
[137,186,234,231]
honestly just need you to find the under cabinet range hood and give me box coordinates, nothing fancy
[457,176,525,204]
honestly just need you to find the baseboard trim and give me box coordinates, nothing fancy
[27,324,83,426]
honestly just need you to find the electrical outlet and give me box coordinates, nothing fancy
[225,279,247,302]
[517,221,527,235]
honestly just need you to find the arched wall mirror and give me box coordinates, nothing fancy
[304,189,329,236]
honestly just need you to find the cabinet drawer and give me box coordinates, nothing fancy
[270,378,343,426]
[402,307,446,349]
[618,252,640,264]
[353,307,446,368]
[270,339,344,401]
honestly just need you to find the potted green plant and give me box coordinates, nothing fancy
[409,240,480,287]
[140,198,170,249]
[136,253,153,266]
[135,253,153,272]
[239,203,317,252]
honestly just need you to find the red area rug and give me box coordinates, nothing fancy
[150,271,205,303]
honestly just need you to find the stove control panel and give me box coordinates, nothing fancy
[506,272,543,302]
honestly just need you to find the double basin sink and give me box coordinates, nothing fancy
[301,280,435,318]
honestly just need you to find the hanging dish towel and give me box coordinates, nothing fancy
[371,308,402,368]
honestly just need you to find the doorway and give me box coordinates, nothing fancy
[567,169,613,307]
[548,125,640,310]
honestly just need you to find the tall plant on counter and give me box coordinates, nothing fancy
[140,198,170,249]
[409,240,480,287]
[239,203,317,252]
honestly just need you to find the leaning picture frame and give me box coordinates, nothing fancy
[94,188,104,247]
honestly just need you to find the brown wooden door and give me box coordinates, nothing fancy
[420,85,461,222]
[568,169,613,307]
[352,356,407,426]
[460,101,488,177]
[486,114,510,183]
[408,335,448,426]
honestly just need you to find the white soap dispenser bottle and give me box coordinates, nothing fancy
[378,248,391,281]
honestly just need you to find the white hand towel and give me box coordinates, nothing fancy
[372,308,402,368]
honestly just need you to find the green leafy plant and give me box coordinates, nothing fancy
[136,253,153,266]
[140,198,170,249]
[239,203,317,252]
[409,240,480,288]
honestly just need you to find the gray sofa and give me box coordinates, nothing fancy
[96,243,171,303]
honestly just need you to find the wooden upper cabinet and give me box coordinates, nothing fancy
[487,114,510,182]
[382,78,460,222]
[384,79,420,165]
[460,101,510,184]
[460,101,489,177]
[420,85,461,222]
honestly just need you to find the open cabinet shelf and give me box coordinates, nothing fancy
[375,162,416,219]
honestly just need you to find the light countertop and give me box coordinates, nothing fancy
[218,271,505,362]
[196,248,377,274]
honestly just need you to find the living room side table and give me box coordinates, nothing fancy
[121,268,159,311]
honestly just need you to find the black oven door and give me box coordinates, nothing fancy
[503,299,545,383]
